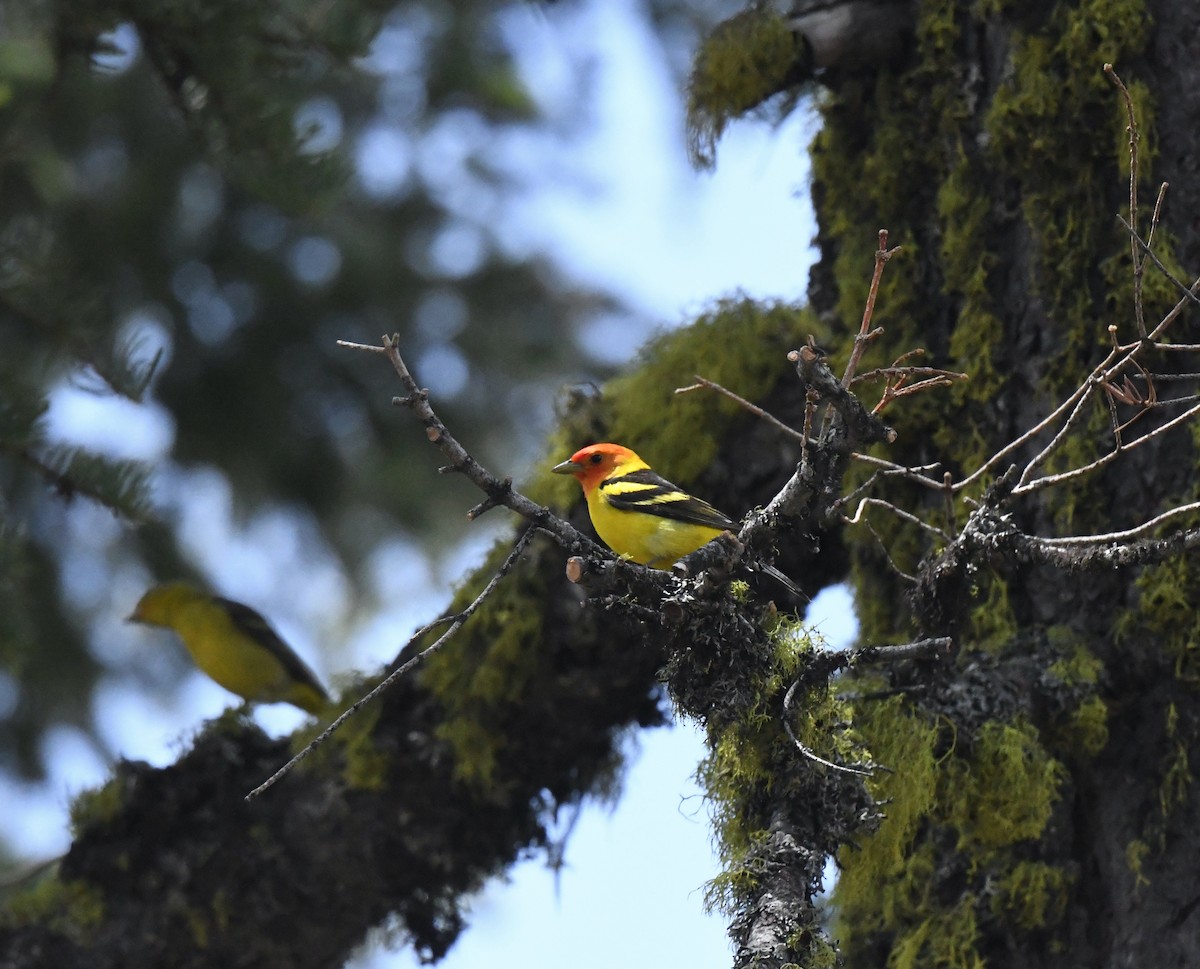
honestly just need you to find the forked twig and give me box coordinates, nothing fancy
[1015,399,1200,495]
[1117,216,1200,309]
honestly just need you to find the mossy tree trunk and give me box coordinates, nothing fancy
[808,1,1200,966]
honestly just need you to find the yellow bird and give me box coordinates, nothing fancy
[552,442,799,596]
[128,583,329,714]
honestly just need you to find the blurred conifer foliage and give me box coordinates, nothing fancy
[0,0,656,781]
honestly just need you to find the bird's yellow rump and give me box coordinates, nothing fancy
[552,442,801,597]
[128,582,329,714]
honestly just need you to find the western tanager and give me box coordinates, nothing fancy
[552,442,799,595]
[128,583,329,714]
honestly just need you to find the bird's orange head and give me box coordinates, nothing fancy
[551,442,647,494]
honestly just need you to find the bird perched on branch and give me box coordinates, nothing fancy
[128,583,329,714]
[552,442,800,597]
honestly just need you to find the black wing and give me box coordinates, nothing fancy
[216,597,328,699]
[600,468,737,530]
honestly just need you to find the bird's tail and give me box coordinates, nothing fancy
[759,563,808,603]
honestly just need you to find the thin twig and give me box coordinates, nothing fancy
[842,229,901,387]
[873,372,967,415]
[1146,182,1169,251]
[1117,216,1200,310]
[1035,501,1200,546]
[782,678,873,776]
[862,518,918,584]
[954,350,1117,492]
[1152,342,1200,353]
[850,348,928,385]
[1016,378,1102,488]
[1015,398,1200,495]
[847,453,944,490]
[247,528,538,800]
[1105,63,1145,337]
[842,496,950,540]
[337,337,603,558]
[1146,372,1200,382]
[675,374,805,442]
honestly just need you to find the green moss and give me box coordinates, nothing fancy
[211,887,232,934]
[836,713,1066,960]
[1044,641,1109,757]
[964,575,1018,653]
[1128,556,1200,683]
[68,776,127,837]
[947,719,1065,849]
[783,937,839,969]
[686,8,805,169]
[605,298,811,484]
[331,694,389,791]
[985,0,1155,385]
[1158,703,1192,817]
[1047,637,1102,684]
[889,896,984,969]
[1,877,105,938]
[990,860,1071,929]
[703,827,771,916]
[832,698,941,938]
[1060,695,1109,757]
[186,906,211,949]
[419,536,552,791]
[1125,838,1151,889]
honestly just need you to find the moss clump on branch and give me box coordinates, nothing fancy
[699,620,874,968]
[686,7,807,169]
[605,297,812,483]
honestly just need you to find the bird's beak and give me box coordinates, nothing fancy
[551,459,583,476]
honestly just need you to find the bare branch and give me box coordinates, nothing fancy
[782,678,873,776]
[1015,378,1104,489]
[780,637,952,776]
[954,353,1115,492]
[847,453,944,490]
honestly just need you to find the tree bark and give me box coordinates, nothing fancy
[808,0,1200,965]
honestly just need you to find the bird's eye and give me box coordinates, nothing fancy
[589,453,603,464]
